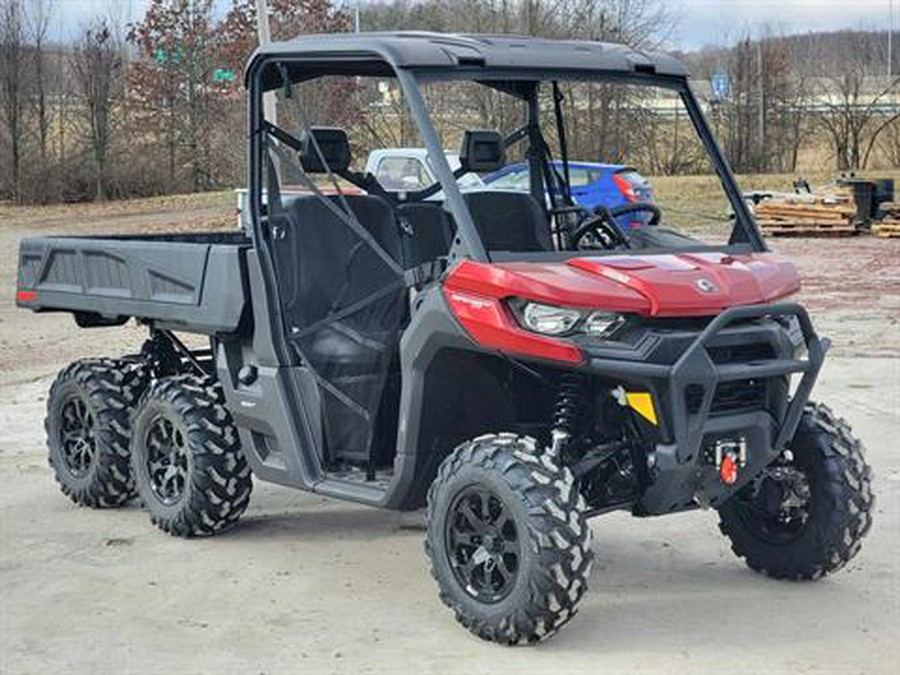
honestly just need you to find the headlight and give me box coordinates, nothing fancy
[520,302,582,335]
[511,301,624,338]
[583,311,622,337]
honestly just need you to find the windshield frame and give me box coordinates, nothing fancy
[246,55,767,269]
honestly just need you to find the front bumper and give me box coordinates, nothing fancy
[581,303,828,514]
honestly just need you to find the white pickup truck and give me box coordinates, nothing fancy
[364,148,484,194]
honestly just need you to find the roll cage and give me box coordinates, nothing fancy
[245,32,766,268]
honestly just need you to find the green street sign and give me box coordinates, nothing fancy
[212,68,236,83]
[153,46,183,63]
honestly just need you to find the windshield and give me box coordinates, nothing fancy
[413,75,750,253]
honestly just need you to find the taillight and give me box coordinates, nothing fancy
[613,173,637,202]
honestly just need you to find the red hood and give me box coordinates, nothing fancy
[444,252,800,317]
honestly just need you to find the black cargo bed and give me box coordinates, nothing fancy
[16,232,250,334]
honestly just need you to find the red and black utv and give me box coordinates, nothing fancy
[16,33,872,644]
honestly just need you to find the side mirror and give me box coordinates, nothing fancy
[459,130,505,173]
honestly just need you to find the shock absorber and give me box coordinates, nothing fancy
[550,373,588,456]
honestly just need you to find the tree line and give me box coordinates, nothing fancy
[0,0,346,202]
[0,0,897,204]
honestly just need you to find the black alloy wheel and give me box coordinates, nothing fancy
[445,485,521,604]
[58,394,97,478]
[45,358,149,507]
[144,415,190,505]
[426,434,593,644]
[130,375,252,537]
[718,402,873,580]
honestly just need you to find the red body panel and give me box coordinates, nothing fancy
[443,252,800,363]
[446,252,800,317]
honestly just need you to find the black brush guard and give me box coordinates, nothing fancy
[586,302,829,514]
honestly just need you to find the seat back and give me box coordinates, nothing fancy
[462,191,552,252]
[396,202,456,267]
[277,194,402,329]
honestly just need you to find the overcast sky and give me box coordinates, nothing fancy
[53,0,892,49]
[668,0,890,48]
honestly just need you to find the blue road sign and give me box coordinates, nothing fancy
[712,68,730,100]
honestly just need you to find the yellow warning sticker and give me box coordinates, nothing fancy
[626,391,658,425]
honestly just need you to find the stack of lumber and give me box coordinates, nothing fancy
[873,202,900,239]
[754,193,858,238]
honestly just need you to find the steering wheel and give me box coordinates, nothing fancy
[570,205,630,250]
[570,202,663,250]
[608,202,662,226]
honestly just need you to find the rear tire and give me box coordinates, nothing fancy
[718,402,873,580]
[130,374,252,537]
[425,434,593,644]
[45,358,149,508]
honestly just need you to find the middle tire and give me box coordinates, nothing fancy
[131,374,252,537]
[425,433,593,644]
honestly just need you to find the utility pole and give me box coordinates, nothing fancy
[354,0,360,33]
[890,0,894,76]
[757,40,766,172]
[255,0,276,124]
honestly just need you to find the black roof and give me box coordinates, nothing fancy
[245,31,689,86]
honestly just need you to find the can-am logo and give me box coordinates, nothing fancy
[695,278,717,293]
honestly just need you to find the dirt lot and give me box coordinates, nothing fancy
[1,193,899,674]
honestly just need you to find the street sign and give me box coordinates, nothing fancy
[213,68,236,83]
[712,67,730,100]
[153,46,183,64]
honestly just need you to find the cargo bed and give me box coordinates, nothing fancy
[15,232,249,335]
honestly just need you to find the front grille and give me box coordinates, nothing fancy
[684,378,767,415]
[711,378,766,414]
[700,342,772,414]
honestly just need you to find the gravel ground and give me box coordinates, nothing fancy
[1,195,898,674]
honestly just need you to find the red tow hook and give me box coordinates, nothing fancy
[720,452,739,485]
[713,437,747,485]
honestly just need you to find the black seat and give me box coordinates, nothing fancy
[396,202,456,266]
[463,191,552,252]
[281,193,403,262]
[274,192,409,463]
[281,128,411,463]
[276,193,404,367]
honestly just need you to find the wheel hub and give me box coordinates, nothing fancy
[736,462,812,542]
[445,486,521,604]
[59,395,96,477]
[145,415,189,505]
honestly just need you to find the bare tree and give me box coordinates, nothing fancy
[812,31,900,170]
[876,116,900,167]
[71,20,121,200]
[0,0,28,200]
[27,0,52,166]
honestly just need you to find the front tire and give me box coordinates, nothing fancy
[45,358,149,507]
[425,434,593,645]
[131,375,252,537]
[718,402,873,580]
